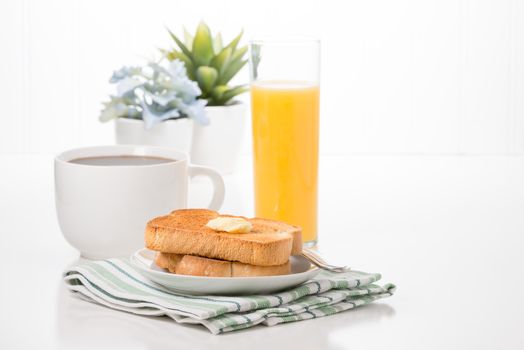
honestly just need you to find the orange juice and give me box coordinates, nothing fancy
[251,81,320,243]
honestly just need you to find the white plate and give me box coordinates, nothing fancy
[130,248,320,295]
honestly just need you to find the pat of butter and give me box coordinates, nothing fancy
[206,217,252,233]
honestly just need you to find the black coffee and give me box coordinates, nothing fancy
[69,155,176,166]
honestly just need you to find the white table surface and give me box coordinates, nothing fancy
[1,154,524,349]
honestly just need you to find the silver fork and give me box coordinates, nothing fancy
[301,248,351,273]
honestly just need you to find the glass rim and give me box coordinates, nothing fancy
[249,37,320,46]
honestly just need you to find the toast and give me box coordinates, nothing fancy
[156,252,291,277]
[145,209,302,266]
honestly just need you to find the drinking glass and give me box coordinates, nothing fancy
[249,39,320,246]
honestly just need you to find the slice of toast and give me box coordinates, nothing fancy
[156,252,291,277]
[145,209,302,266]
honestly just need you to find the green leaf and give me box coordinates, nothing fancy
[192,22,214,66]
[210,47,232,75]
[213,33,223,54]
[167,28,193,61]
[231,45,247,62]
[224,29,243,52]
[220,85,249,104]
[159,48,172,59]
[218,58,247,85]
[183,27,193,48]
[196,66,218,94]
[211,84,229,100]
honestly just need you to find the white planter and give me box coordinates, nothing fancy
[114,102,246,174]
[191,102,246,175]
[115,118,192,153]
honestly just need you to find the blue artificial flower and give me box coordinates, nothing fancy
[99,59,208,129]
[109,66,141,83]
[116,77,143,96]
[180,99,209,125]
[140,101,180,129]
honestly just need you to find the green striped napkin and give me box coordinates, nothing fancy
[64,258,395,334]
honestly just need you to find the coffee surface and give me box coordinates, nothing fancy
[69,155,175,166]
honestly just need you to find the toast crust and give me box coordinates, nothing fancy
[156,253,291,277]
[155,251,183,273]
[145,209,301,266]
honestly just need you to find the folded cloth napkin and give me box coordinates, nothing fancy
[64,258,395,335]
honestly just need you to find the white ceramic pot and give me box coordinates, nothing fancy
[191,102,246,175]
[115,118,192,153]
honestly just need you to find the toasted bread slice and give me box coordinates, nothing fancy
[154,251,184,273]
[248,217,302,256]
[155,252,291,277]
[231,259,290,277]
[145,209,302,266]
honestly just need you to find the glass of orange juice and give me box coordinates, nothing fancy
[249,39,320,246]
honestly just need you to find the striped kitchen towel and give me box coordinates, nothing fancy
[64,259,395,334]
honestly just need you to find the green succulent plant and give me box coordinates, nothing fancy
[164,22,248,106]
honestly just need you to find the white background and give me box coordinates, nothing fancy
[1,0,523,155]
[1,2,524,348]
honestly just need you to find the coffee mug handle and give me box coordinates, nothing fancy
[188,165,225,210]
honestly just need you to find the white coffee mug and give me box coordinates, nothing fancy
[54,145,225,259]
